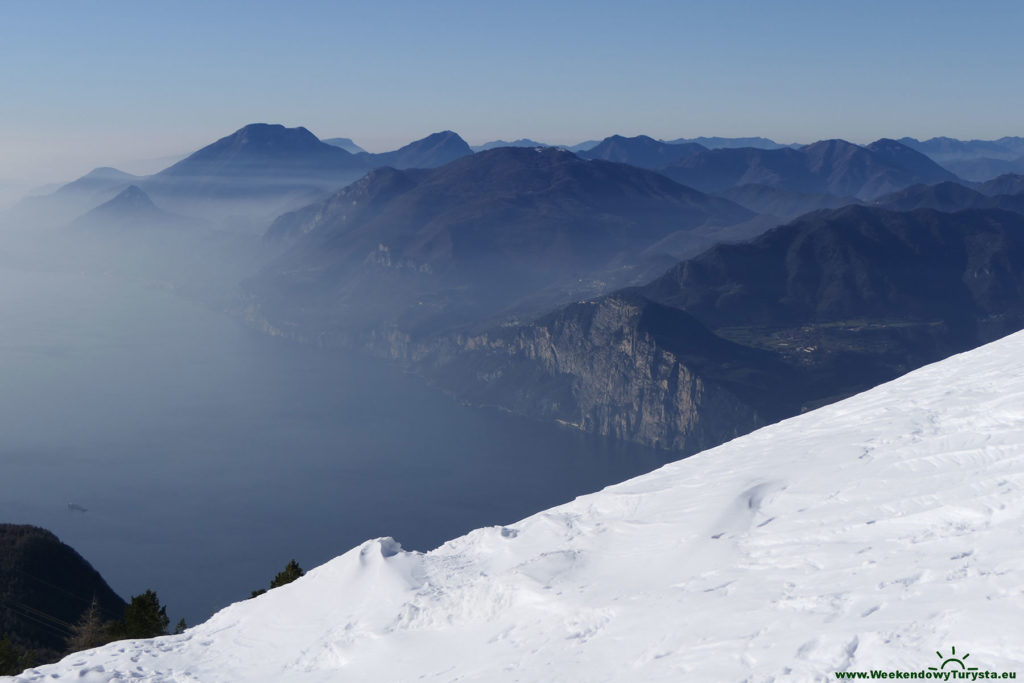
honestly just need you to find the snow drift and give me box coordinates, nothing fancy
[9,331,1024,681]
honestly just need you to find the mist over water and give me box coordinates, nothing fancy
[0,261,672,624]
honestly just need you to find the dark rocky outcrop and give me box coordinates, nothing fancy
[0,525,125,661]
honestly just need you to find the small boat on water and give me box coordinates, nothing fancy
[67,502,87,513]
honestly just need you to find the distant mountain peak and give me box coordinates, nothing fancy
[211,123,328,154]
[470,138,549,152]
[70,184,183,230]
[355,131,472,170]
[581,135,706,168]
[471,145,586,166]
[232,122,317,141]
[157,122,362,179]
[802,138,859,153]
[409,130,471,150]
[108,184,155,209]
[82,166,135,180]
[867,137,905,149]
[322,137,367,154]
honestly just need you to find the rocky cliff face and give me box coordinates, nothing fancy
[420,293,773,453]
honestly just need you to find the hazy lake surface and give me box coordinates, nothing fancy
[0,265,673,623]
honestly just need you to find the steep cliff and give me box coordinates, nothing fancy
[421,292,798,453]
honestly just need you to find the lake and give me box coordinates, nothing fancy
[0,263,673,624]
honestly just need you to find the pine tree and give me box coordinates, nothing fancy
[0,633,35,676]
[270,559,304,589]
[111,590,169,639]
[250,558,305,598]
[66,596,115,653]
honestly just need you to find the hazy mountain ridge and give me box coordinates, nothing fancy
[714,183,860,220]
[662,135,792,149]
[321,137,367,154]
[942,156,1024,182]
[874,180,1024,214]
[9,126,1024,453]
[644,204,1024,328]
[248,146,756,338]
[896,136,1024,182]
[8,128,997,237]
[69,185,194,232]
[5,125,476,234]
[579,135,707,168]
[978,173,1024,196]
[897,135,1024,162]
[471,139,548,152]
[660,138,958,199]
[353,130,472,170]
[5,167,142,229]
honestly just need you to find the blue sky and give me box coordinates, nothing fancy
[1,0,1022,187]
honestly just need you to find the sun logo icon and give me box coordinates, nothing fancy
[928,645,979,671]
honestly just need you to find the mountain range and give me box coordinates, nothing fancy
[5,167,142,228]
[662,135,792,149]
[69,185,194,232]
[250,146,755,337]
[897,136,1024,182]
[5,125,478,233]
[14,127,1013,238]
[874,180,1024,214]
[660,138,958,198]
[897,135,1024,162]
[415,204,1024,451]
[8,124,1024,455]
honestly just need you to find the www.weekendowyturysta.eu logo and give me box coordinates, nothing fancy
[833,644,1017,680]
[930,646,978,673]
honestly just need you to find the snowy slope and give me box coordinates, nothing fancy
[9,331,1024,682]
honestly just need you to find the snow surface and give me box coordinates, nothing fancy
[9,331,1024,682]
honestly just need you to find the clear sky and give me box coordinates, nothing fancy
[1,0,1022,192]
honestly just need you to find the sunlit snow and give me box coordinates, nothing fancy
[9,331,1024,681]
